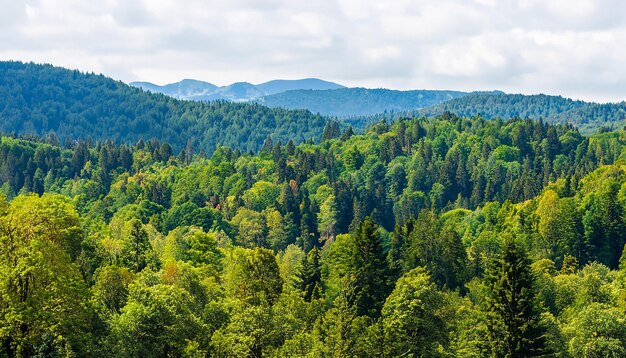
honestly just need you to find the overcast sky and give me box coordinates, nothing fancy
[1,0,625,102]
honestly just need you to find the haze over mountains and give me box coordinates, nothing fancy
[130,78,482,117]
[259,88,473,117]
[130,78,345,102]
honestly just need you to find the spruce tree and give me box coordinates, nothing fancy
[387,219,413,281]
[298,247,322,302]
[321,121,341,142]
[123,219,152,273]
[349,217,390,318]
[485,238,547,357]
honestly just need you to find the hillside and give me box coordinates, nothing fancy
[419,92,626,133]
[2,114,626,356]
[258,87,470,117]
[0,61,332,152]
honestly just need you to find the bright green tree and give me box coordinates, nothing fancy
[382,267,448,357]
[0,194,90,356]
[221,247,283,306]
[231,207,267,248]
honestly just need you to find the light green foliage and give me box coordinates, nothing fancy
[317,194,337,242]
[163,227,223,277]
[564,303,626,357]
[309,296,363,358]
[265,209,289,251]
[0,194,89,356]
[231,207,267,248]
[242,181,280,211]
[92,265,135,316]
[382,267,447,357]
[109,281,206,357]
[211,302,276,357]
[221,247,283,306]
[277,244,305,291]
[493,144,520,162]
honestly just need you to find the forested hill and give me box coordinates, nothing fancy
[419,92,626,133]
[2,113,626,356]
[0,61,332,153]
[258,87,471,117]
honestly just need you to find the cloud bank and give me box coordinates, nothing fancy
[1,0,624,102]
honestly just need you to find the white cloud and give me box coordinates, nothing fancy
[0,0,624,102]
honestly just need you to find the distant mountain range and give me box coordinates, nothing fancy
[130,76,626,132]
[131,79,218,100]
[130,78,344,101]
[130,78,484,117]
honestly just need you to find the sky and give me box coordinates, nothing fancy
[1,0,625,102]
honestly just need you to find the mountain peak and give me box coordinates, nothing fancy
[129,78,346,101]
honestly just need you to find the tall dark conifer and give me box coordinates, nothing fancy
[348,217,390,318]
[298,247,322,302]
[485,238,547,357]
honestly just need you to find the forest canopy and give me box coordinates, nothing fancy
[1,112,626,356]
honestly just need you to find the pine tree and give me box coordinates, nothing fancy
[485,238,547,357]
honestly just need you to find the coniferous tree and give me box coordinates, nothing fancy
[298,247,322,302]
[348,216,390,318]
[123,219,152,273]
[387,219,413,281]
[340,126,355,141]
[485,238,547,357]
[321,121,341,142]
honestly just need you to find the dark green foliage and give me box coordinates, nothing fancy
[298,247,322,302]
[348,217,390,318]
[321,121,342,142]
[122,219,152,272]
[485,238,547,357]
[0,61,330,153]
[581,177,626,268]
